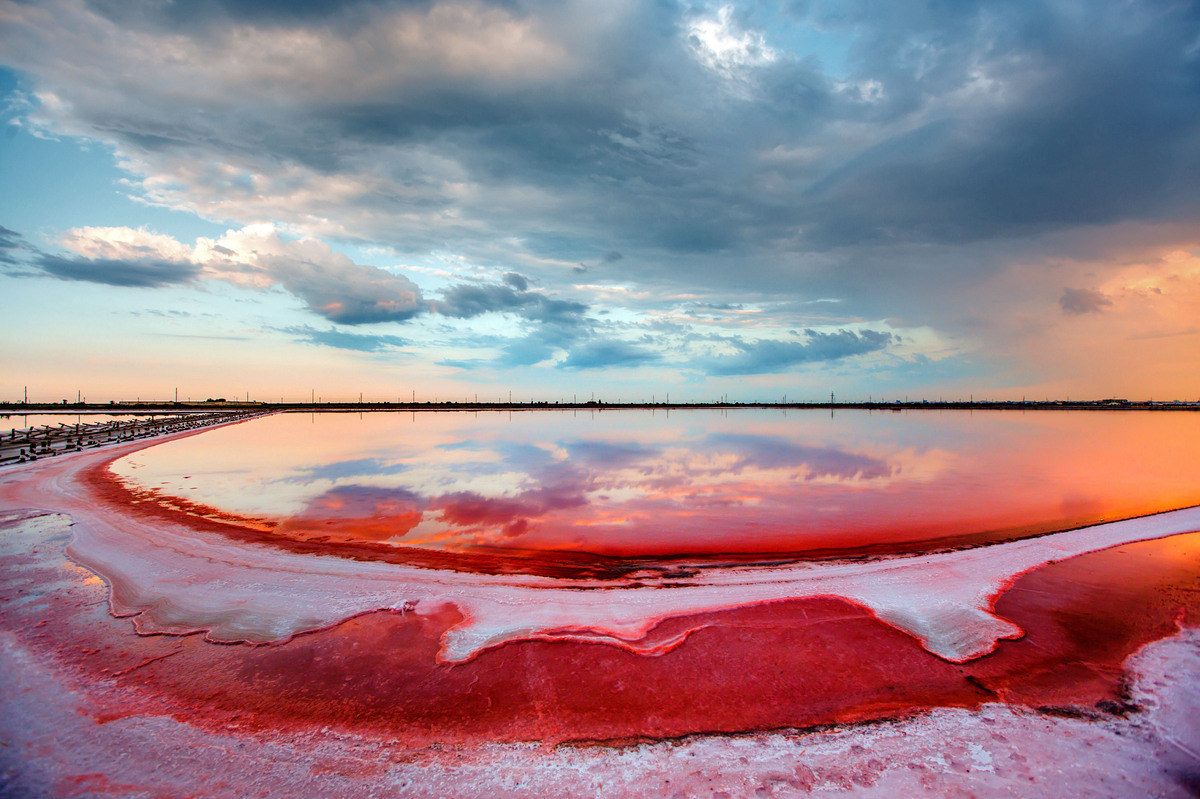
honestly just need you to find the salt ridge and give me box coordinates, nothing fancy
[64,478,1200,663]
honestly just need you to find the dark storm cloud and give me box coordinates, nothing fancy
[1059,287,1113,316]
[36,254,199,287]
[559,339,660,370]
[703,329,892,376]
[792,1,1200,248]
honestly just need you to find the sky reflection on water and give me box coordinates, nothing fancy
[111,409,1200,560]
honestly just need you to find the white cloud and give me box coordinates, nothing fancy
[55,223,426,324]
[60,225,194,263]
[686,6,776,80]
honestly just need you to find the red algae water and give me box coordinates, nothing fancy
[109,408,1200,566]
[2,408,1200,797]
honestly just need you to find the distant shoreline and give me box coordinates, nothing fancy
[3,399,1199,413]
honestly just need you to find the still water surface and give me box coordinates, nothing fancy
[111,408,1200,563]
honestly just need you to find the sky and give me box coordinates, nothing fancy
[1,0,1199,404]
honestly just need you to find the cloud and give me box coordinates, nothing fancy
[0,224,25,264]
[501,271,528,291]
[284,326,407,352]
[36,254,200,287]
[29,225,199,286]
[203,225,426,324]
[35,223,427,323]
[497,335,560,367]
[437,279,588,326]
[7,0,1198,293]
[259,251,424,324]
[28,223,599,335]
[57,226,193,262]
[4,0,1200,395]
[1059,287,1113,315]
[703,329,892,375]
[559,339,660,370]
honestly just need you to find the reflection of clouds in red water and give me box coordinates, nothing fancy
[702,433,895,480]
[437,486,587,528]
[273,433,902,553]
[277,486,424,542]
[439,434,916,554]
[435,485,588,540]
[113,410,1200,564]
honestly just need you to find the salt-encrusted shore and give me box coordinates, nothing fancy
[2,427,1199,796]
[2,515,1198,798]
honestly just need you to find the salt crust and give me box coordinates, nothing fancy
[61,475,1200,663]
[2,588,1198,798]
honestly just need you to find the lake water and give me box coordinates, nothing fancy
[109,408,1200,569]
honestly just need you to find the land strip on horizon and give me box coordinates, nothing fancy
[4,399,1200,413]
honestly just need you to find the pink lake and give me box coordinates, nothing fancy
[108,408,1200,569]
[2,408,1200,796]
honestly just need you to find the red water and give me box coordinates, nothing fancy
[105,409,1200,574]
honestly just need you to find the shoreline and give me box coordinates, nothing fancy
[4,399,1200,414]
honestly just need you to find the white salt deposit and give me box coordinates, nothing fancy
[58,459,1200,662]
